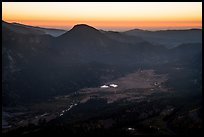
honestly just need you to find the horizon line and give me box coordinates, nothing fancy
[3,20,202,32]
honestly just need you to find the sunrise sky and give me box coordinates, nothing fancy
[2,2,202,31]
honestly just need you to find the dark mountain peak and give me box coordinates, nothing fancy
[59,24,103,40]
[73,24,93,28]
[70,24,99,33]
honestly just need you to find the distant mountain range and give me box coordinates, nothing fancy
[124,28,202,48]
[2,20,202,106]
[3,21,202,47]
[2,21,66,37]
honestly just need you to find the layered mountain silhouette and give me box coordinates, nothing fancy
[2,20,202,106]
[2,21,66,37]
[52,23,168,65]
[124,28,202,48]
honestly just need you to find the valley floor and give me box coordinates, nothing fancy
[2,68,202,135]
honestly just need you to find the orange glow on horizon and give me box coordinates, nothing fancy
[2,2,202,31]
[4,20,201,31]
